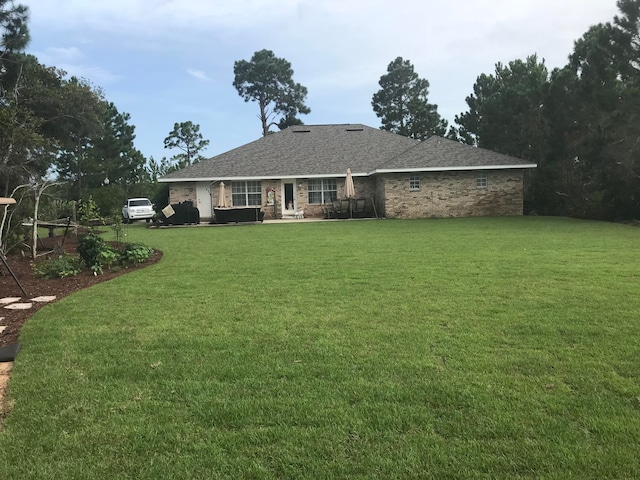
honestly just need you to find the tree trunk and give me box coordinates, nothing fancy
[259,94,269,137]
[31,187,41,260]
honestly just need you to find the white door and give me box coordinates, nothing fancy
[196,182,212,219]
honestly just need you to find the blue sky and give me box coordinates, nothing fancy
[24,0,620,163]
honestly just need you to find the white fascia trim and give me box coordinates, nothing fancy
[370,164,537,175]
[158,173,370,183]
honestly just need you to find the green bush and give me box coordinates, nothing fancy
[77,232,118,275]
[77,233,154,274]
[120,243,153,265]
[32,254,83,279]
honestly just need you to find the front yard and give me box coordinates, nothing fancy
[1,217,639,479]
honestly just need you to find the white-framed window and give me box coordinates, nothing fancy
[308,178,337,204]
[409,174,421,191]
[476,172,488,188]
[232,181,262,206]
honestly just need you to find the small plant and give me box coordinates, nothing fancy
[91,248,119,275]
[32,254,83,279]
[120,243,153,265]
[77,232,118,275]
[111,215,125,244]
[77,195,103,226]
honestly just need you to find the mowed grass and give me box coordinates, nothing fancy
[1,217,639,479]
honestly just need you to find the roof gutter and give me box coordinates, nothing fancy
[369,164,538,175]
[158,172,371,183]
[158,164,537,183]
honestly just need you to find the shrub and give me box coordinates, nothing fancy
[32,254,83,279]
[77,232,118,275]
[77,233,154,274]
[120,243,153,265]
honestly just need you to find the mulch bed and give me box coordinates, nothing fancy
[0,233,162,348]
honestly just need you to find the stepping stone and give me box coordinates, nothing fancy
[0,361,12,375]
[0,297,21,305]
[31,296,57,303]
[4,303,32,310]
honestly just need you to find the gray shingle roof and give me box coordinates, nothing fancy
[376,135,536,171]
[160,124,535,182]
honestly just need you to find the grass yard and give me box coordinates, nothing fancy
[1,216,639,479]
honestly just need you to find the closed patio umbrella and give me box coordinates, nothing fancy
[345,168,355,198]
[345,168,355,218]
[218,182,229,207]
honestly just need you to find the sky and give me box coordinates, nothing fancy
[24,0,621,163]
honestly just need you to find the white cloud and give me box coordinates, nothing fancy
[187,69,212,82]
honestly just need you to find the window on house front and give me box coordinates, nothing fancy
[409,174,421,191]
[232,181,262,206]
[308,178,337,204]
[476,172,488,188]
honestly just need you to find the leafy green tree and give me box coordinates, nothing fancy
[453,55,550,215]
[455,55,549,159]
[163,121,209,167]
[233,49,310,137]
[0,1,42,200]
[0,0,29,60]
[53,77,106,198]
[372,57,447,139]
[613,0,640,84]
[0,57,57,196]
[88,102,146,188]
[557,10,640,220]
[146,156,177,182]
[73,102,148,216]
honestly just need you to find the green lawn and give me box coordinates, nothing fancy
[1,217,639,479]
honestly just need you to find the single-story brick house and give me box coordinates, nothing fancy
[158,124,536,221]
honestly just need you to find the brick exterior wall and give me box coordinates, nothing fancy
[168,171,524,221]
[260,177,377,220]
[381,170,524,219]
[169,182,197,205]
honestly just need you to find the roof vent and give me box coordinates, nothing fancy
[293,129,311,133]
[346,127,364,132]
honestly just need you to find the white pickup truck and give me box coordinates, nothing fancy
[122,198,155,223]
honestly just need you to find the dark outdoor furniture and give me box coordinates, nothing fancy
[326,198,376,219]
[321,203,334,219]
[331,199,351,219]
[353,199,367,217]
[213,207,265,224]
[163,201,200,225]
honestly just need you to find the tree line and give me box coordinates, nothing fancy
[450,0,640,221]
[0,1,213,254]
[371,2,640,221]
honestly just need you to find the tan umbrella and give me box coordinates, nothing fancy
[345,168,355,198]
[218,182,229,207]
